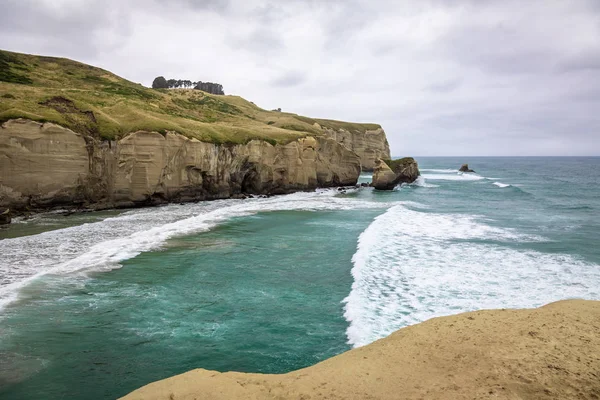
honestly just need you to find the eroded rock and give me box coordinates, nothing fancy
[0,119,363,211]
[372,158,419,190]
[0,208,11,225]
[459,164,475,173]
[322,127,391,171]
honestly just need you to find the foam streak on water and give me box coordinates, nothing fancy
[0,190,391,310]
[343,204,600,347]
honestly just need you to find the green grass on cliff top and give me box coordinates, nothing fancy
[0,50,381,143]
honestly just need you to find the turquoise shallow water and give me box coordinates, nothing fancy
[1,157,599,399]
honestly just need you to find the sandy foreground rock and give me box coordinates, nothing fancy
[122,300,600,400]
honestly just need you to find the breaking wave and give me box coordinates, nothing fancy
[342,204,600,347]
[0,190,391,310]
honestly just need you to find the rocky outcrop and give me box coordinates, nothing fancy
[372,157,419,190]
[322,127,390,171]
[122,300,600,400]
[0,119,361,212]
[459,163,475,173]
[0,208,10,225]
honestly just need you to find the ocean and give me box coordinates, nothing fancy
[0,157,599,399]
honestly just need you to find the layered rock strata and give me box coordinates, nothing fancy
[372,157,419,190]
[0,119,361,212]
[322,127,390,171]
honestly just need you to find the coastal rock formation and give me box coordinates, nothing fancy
[322,127,390,171]
[0,208,10,224]
[459,163,475,173]
[0,119,361,211]
[122,300,600,400]
[372,157,419,190]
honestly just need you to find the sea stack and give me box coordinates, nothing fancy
[372,158,419,190]
[459,164,475,173]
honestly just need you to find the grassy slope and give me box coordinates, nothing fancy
[0,50,381,144]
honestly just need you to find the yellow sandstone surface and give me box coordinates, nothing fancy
[122,300,600,400]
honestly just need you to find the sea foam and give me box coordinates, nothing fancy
[342,204,600,347]
[422,173,485,181]
[0,190,396,310]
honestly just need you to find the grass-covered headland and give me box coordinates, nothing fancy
[0,49,380,144]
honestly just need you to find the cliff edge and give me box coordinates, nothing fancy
[0,49,392,211]
[122,300,600,400]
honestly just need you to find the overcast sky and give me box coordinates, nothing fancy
[1,0,599,156]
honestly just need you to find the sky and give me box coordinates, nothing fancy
[1,0,599,156]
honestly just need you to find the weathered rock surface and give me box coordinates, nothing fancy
[372,157,419,190]
[0,119,361,212]
[0,208,10,225]
[322,127,390,171]
[459,163,475,173]
[122,300,600,400]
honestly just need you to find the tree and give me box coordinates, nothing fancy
[151,76,168,89]
[193,81,224,95]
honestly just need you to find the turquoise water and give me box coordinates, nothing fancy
[1,157,599,399]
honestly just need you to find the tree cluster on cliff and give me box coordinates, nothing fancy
[152,76,224,95]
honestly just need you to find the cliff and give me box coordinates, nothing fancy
[122,300,600,400]
[0,119,360,211]
[322,126,390,171]
[0,49,391,211]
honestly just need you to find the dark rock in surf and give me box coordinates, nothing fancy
[372,158,419,190]
[0,208,11,225]
[459,164,475,173]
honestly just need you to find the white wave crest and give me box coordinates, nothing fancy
[422,173,485,181]
[0,190,397,310]
[342,205,600,347]
[493,182,511,188]
[419,169,458,173]
[410,176,439,188]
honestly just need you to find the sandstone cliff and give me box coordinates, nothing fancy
[122,300,600,400]
[322,127,391,171]
[372,157,420,190]
[0,119,361,211]
[0,49,393,213]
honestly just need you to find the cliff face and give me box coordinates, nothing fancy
[322,127,391,171]
[0,119,361,211]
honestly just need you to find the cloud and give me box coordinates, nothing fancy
[426,78,462,93]
[0,0,599,155]
[271,71,307,87]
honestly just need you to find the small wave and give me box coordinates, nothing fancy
[343,205,600,347]
[493,182,511,188]
[419,169,458,173]
[410,176,439,188]
[422,173,485,181]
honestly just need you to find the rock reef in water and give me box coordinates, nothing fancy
[0,119,362,212]
[122,300,600,400]
[372,157,420,190]
[459,163,476,173]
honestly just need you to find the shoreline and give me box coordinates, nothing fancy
[2,185,364,222]
[122,300,600,400]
